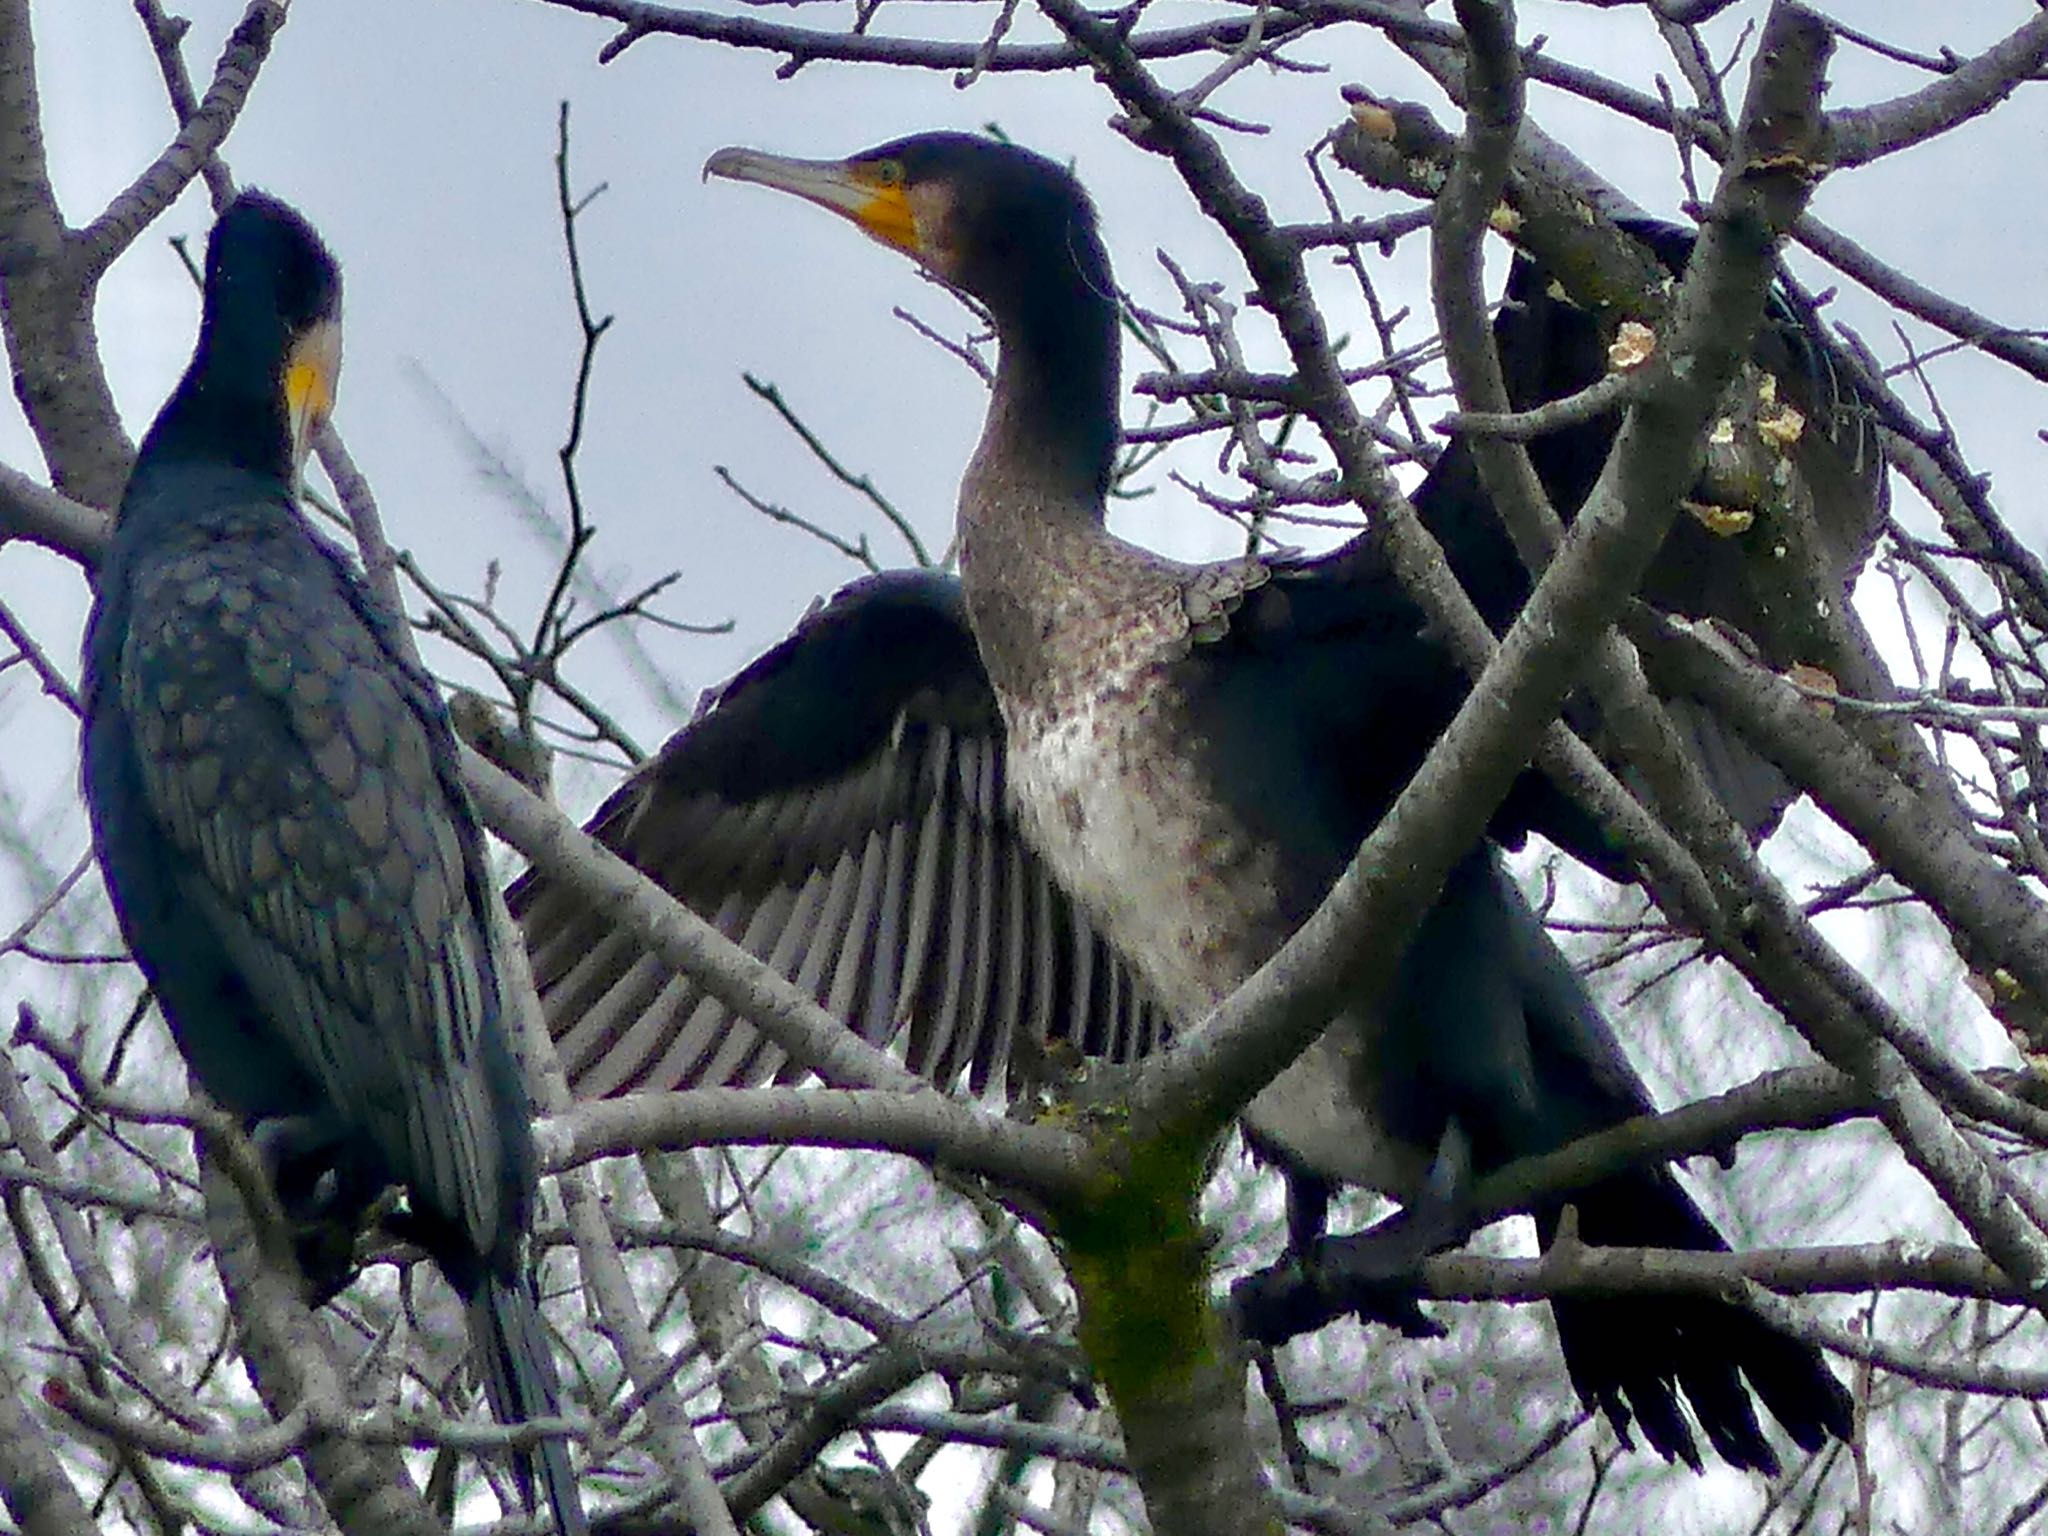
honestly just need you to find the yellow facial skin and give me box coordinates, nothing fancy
[284,317,343,477]
[703,147,925,262]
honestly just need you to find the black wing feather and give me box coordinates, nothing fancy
[509,569,1172,1100]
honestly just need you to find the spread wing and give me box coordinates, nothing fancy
[511,569,1171,1099]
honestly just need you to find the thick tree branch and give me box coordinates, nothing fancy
[1642,613,2048,1030]
[0,0,129,506]
[132,0,238,213]
[543,1085,1086,1203]
[1430,0,1557,571]
[75,2,286,278]
[487,754,724,1527]
[0,462,105,560]
[1414,1240,2020,1309]
[1792,212,2048,388]
[1826,9,2048,170]
[49,1382,585,1476]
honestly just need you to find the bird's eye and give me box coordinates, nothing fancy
[872,161,904,188]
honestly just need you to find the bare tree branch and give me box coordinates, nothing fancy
[75,2,286,278]
[544,1085,1085,1200]
[0,0,129,506]
[0,1355,98,1536]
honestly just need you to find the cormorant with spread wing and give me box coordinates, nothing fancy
[518,134,1864,1472]
[82,192,585,1534]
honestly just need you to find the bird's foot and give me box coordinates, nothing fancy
[1303,1209,1449,1338]
[1235,1125,1482,1346]
[1232,1203,1448,1344]
[248,1116,383,1304]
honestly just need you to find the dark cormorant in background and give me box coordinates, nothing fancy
[82,193,585,1535]
[516,135,1862,1471]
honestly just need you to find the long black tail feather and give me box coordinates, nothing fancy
[1541,1167,1854,1474]
[470,1271,587,1535]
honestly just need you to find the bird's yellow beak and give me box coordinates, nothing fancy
[284,317,342,481]
[704,147,922,260]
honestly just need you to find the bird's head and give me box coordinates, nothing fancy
[198,190,343,480]
[704,133,1112,327]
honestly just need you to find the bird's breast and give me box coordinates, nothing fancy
[1005,669,1285,1021]
[1006,668,1425,1198]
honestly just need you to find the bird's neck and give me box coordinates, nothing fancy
[958,280,1184,710]
[975,275,1120,517]
[134,335,293,489]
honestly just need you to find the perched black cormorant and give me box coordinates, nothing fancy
[81,192,585,1535]
[516,135,1865,1471]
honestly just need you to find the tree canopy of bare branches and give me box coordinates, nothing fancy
[5,1,2048,1533]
